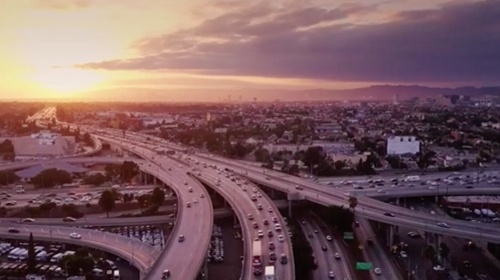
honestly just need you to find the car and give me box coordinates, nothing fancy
[334,253,340,259]
[322,245,327,251]
[400,251,408,258]
[274,224,282,232]
[430,211,436,215]
[268,230,273,237]
[314,229,319,234]
[374,268,382,275]
[308,232,313,238]
[252,222,259,229]
[272,217,278,223]
[267,207,273,213]
[268,242,275,250]
[162,269,171,279]
[326,235,332,241]
[184,181,188,185]
[384,212,395,217]
[263,219,269,225]
[22,218,35,223]
[193,198,198,203]
[258,230,264,238]
[463,260,472,268]
[188,187,193,192]
[295,185,303,190]
[248,214,254,220]
[437,222,450,228]
[63,217,76,222]
[8,228,19,233]
[280,254,287,264]
[257,204,263,210]
[328,271,335,279]
[269,252,277,260]
[278,235,284,242]
[251,196,257,201]
[178,235,185,242]
[354,221,359,227]
[187,202,191,208]
[70,232,81,239]
[407,231,419,238]
[200,193,205,198]
[242,186,247,191]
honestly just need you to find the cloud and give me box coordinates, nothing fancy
[79,0,500,84]
[36,0,91,10]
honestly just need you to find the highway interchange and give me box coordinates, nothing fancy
[3,107,500,280]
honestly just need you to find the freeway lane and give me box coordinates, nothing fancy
[0,224,160,272]
[355,217,402,280]
[90,131,500,243]
[194,172,255,280]
[194,166,294,280]
[108,141,213,280]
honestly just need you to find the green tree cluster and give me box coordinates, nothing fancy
[31,169,72,188]
[0,139,15,161]
[0,171,18,185]
[104,161,139,182]
[82,173,108,186]
[99,189,116,218]
[290,220,318,279]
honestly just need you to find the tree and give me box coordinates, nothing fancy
[0,171,18,186]
[59,254,95,276]
[302,146,325,172]
[288,164,300,176]
[421,245,436,262]
[98,190,115,218]
[150,187,165,207]
[439,242,450,264]
[31,169,72,188]
[120,161,139,182]
[348,196,358,212]
[28,232,36,273]
[82,173,107,186]
[82,132,93,147]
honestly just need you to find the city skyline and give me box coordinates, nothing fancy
[1,0,499,100]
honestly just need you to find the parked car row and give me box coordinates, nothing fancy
[106,225,165,250]
[207,225,224,263]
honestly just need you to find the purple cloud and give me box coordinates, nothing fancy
[79,0,500,84]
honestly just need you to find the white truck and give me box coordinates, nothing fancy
[265,266,275,280]
[252,240,263,275]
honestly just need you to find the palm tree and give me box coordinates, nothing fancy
[348,196,358,211]
[421,245,436,262]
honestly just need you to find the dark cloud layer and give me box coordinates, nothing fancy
[79,0,500,84]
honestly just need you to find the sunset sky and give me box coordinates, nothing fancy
[0,0,499,100]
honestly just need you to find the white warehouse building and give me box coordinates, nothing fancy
[387,136,420,155]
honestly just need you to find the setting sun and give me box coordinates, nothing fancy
[29,67,104,94]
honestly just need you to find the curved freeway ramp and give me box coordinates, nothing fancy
[0,224,160,272]
[101,140,213,280]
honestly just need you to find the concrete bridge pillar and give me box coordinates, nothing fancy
[396,198,400,206]
[386,225,395,247]
[288,199,292,218]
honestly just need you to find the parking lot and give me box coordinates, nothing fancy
[207,219,243,280]
[82,225,167,250]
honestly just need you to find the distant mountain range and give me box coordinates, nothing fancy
[74,84,500,102]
